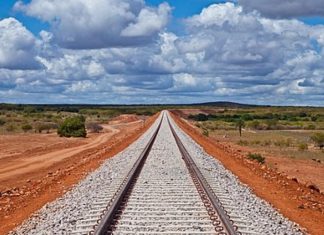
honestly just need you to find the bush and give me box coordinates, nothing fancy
[35,122,57,133]
[247,153,265,164]
[86,122,103,133]
[57,116,86,137]
[189,113,208,121]
[0,118,5,126]
[23,106,37,114]
[6,124,16,132]
[251,140,261,145]
[265,119,278,130]
[311,133,324,149]
[261,140,272,146]
[21,124,33,133]
[306,124,316,130]
[274,139,292,148]
[202,128,209,137]
[298,143,308,151]
[248,120,260,130]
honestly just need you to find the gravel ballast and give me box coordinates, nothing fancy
[10,111,305,234]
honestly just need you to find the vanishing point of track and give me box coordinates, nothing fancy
[90,111,239,235]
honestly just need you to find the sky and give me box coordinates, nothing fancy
[1,0,324,105]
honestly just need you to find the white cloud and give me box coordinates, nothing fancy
[66,80,97,93]
[121,3,170,37]
[15,0,171,49]
[0,18,41,70]
[239,0,324,18]
[1,2,324,106]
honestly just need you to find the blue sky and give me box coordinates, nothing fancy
[0,0,49,34]
[1,0,324,105]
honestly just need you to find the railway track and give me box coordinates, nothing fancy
[76,111,238,235]
[12,111,304,235]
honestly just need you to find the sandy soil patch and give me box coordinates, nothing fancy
[0,134,87,160]
[109,114,141,124]
[0,126,119,184]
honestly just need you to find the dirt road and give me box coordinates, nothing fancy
[0,124,121,182]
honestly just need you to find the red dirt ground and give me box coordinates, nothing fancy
[171,112,324,235]
[0,114,158,234]
[109,114,141,124]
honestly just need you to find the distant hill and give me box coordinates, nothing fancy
[190,101,261,108]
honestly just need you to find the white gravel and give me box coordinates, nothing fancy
[113,112,215,234]
[10,111,305,235]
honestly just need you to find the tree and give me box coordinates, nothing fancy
[311,133,324,149]
[57,116,86,137]
[21,124,33,133]
[236,119,245,137]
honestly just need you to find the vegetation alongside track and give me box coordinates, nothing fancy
[0,104,164,135]
[181,106,324,162]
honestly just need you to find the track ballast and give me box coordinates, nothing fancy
[10,111,304,235]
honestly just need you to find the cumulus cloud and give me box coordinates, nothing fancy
[14,0,171,49]
[238,0,324,18]
[0,18,41,70]
[2,2,324,105]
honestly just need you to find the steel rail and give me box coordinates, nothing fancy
[167,115,238,235]
[92,114,163,235]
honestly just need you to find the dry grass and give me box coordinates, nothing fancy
[211,129,324,161]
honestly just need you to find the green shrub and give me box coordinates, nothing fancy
[6,124,16,132]
[21,124,33,133]
[311,133,324,149]
[0,118,5,126]
[306,124,316,130]
[248,120,260,130]
[265,119,278,130]
[251,140,261,145]
[57,116,86,137]
[202,128,209,137]
[247,153,265,164]
[23,106,37,114]
[189,113,208,121]
[298,143,308,151]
